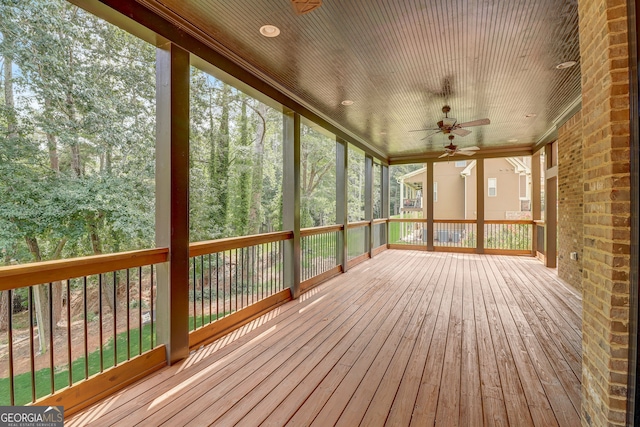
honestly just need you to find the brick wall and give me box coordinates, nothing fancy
[578,0,632,425]
[558,111,583,291]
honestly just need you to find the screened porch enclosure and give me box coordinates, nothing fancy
[0,0,592,424]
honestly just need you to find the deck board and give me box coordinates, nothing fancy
[68,251,582,427]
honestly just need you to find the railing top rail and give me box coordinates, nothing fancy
[189,230,293,257]
[433,219,476,224]
[388,218,428,223]
[0,248,169,292]
[347,220,371,229]
[485,220,534,225]
[300,224,344,237]
[372,218,388,225]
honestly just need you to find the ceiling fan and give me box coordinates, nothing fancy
[411,105,490,141]
[439,135,480,158]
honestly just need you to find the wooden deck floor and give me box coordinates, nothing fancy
[69,251,582,427]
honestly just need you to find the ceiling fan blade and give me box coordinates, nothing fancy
[409,128,440,132]
[460,146,480,151]
[458,118,490,127]
[438,152,450,158]
[421,130,442,140]
[452,128,472,137]
[458,151,476,156]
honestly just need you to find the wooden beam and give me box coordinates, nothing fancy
[283,110,301,298]
[155,41,190,365]
[476,158,485,254]
[382,164,390,245]
[426,160,435,251]
[337,139,349,272]
[365,154,374,257]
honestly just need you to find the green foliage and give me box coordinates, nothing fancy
[189,68,284,241]
[300,124,336,227]
[0,0,156,263]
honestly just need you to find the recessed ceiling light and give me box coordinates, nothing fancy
[555,60,577,70]
[525,113,537,118]
[259,25,280,37]
[341,100,354,106]
[507,138,518,143]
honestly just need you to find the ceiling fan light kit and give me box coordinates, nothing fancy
[437,134,480,158]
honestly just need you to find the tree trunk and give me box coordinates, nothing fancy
[0,291,9,332]
[211,83,231,233]
[25,236,49,355]
[50,239,67,329]
[248,103,267,234]
[46,132,60,174]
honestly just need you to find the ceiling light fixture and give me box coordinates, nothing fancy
[525,113,537,118]
[555,60,577,70]
[341,100,354,106]
[507,138,518,143]
[259,25,280,38]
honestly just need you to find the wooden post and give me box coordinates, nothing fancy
[476,158,485,254]
[365,154,373,257]
[532,150,542,255]
[155,41,190,365]
[382,164,390,246]
[545,143,558,268]
[336,139,348,272]
[283,110,301,298]
[426,160,434,251]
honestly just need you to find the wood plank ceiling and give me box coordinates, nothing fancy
[138,0,581,162]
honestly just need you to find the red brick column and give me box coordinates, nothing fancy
[578,0,632,425]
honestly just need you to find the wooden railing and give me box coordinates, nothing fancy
[387,218,534,254]
[389,218,427,248]
[187,231,293,350]
[346,221,370,266]
[0,248,169,409]
[0,218,535,413]
[484,220,533,254]
[300,225,343,291]
[433,219,477,251]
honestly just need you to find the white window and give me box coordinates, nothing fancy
[454,160,467,168]
[488,178,497,197]
[433,182,438,202]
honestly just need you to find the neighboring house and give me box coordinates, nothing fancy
[398,158,532,220]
